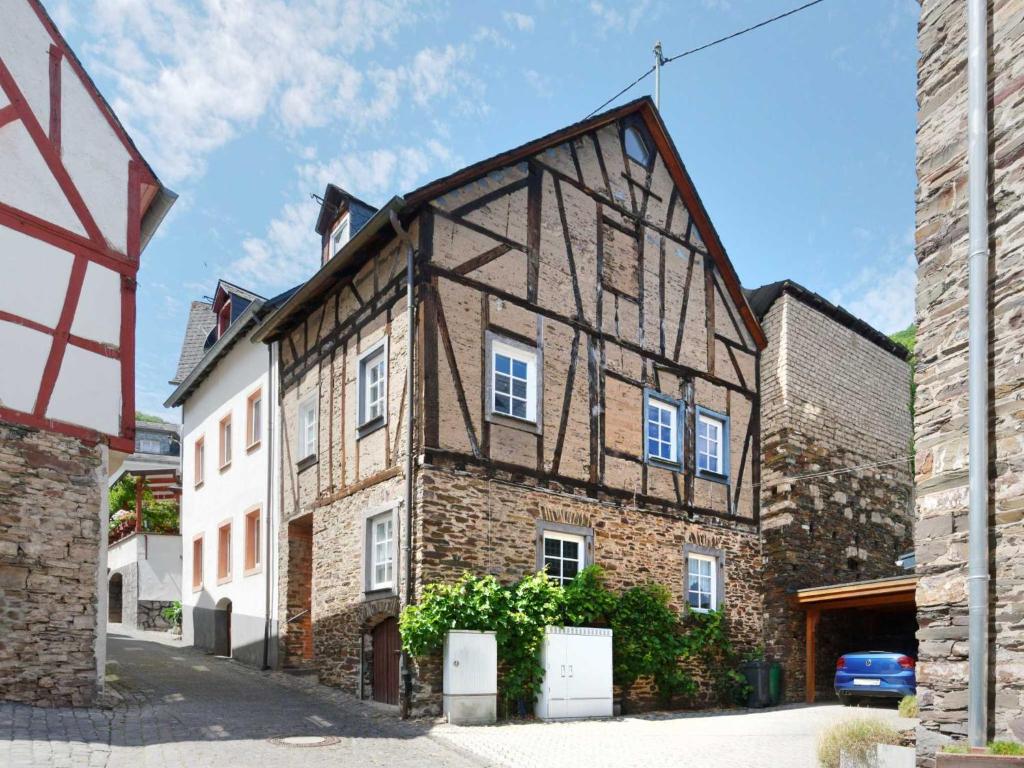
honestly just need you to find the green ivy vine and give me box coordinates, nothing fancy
[399,565,750,712]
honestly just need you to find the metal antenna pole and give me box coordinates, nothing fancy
[654,41,664,109]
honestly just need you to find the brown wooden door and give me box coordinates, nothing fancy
[372,618,400,705]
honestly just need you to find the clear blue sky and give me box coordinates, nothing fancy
[55,0,919,420]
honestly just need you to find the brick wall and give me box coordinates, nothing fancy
[759,292,913,702]
[914,0,1024,762]
[0,422,103,707]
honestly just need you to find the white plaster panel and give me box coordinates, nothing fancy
[0,0,51,132]
[138,535,183,601]
[71,262,121,345]
[0,122,87,235]
[0,224,73,327]
[60,59,129,254]
[46,345,121,434]
[180,335,271,623]
[0,320,50,412]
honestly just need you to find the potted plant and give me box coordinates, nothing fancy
[938,742,1024,767]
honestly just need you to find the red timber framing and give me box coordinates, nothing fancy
[0,0,164,453]
[793,576,918,704]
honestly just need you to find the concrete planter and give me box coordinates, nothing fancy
[937,754,1024,768]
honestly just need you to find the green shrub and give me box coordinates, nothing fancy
[940,743,969,754]
[989,741,1024,756]
[161,601,182,628]
[898,694,919,718]
[400,566,746,713]
[817,718,901,768]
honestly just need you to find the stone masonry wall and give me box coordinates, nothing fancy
[759,293,913,702]
[914,0,1024,762]
[0,422,103,707]
[410,463,764,716]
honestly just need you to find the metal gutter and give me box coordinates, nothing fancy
[966,0,991,748]
[388,209,417,719]
[262,341,276,670]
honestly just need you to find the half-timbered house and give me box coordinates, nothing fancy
[254,97,766,714]
[0,0,173,706]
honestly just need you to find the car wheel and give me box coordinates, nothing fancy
[839,693,856,707]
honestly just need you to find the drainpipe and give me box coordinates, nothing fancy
[966,0,990,749]
[389,209,416,718]
[262,342,276,670]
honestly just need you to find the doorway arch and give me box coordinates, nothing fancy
[214,598,232,657]
[108,573,123,623]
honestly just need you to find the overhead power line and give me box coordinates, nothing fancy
[585,0,830,118]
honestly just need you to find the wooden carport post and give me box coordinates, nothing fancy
[805,607,820,704]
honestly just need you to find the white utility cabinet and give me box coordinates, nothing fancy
[535,626,613,720]
[443,630,497,725]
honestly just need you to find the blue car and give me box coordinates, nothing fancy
[835,651,916,704]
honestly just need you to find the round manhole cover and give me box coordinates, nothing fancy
[268,735,342,748]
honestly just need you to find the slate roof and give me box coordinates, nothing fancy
[744,280,909,361]
[170,300,215,385]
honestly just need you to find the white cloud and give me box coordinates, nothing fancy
[75,0,424,183]
[588,0,650,34]
[474,26,514,49]
[828,229,917,334]
[503,12,535,32]
[230,142,454,292]
[524,69,553,99]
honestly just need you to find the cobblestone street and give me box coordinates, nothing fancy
[0,627,486,768]
[0,627,917,768]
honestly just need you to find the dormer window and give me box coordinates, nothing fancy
[330,213,351,259]
[217,299,231,338]
[624,125,651,166]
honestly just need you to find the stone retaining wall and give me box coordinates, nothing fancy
[0,422,103,707]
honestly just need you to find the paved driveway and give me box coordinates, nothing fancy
[0,626,916,768]
[434,702,917,768]
[1,626,484,768]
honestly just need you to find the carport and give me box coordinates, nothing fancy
[794,575,917,703]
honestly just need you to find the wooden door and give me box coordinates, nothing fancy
[372,618,400,705]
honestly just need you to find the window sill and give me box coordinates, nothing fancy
[356,416,386,440]
[296,455,318,473]
[363,586,397,600]
[696,470,729,485]
[217,574,233,585]
[646,457,682,472]
[485,411,542,435]
[243,565,262,578]
[219,462,232,473]
[192,584,203,593]
[194,481,204,490]
[246,440,261,454]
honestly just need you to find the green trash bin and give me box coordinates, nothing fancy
[768,661,782,706]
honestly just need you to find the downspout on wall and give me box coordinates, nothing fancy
[389,209,416,718]
[966,0,990,748]
[262,341,276,670]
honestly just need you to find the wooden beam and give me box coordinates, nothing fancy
[806,607,820,704]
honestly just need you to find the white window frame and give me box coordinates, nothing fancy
[330,213,350,259]
[624,124,651,166]
[696,407,729,480]
[541,531,585,587]
[297,396,318,462]
[367,509,396,592]
[489,339,538,423]
[687,553,716,613]
[356,338,389,435]
[644,389,682,467]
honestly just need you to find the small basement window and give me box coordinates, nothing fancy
[624,125,650,166]
[542,531,584,587]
